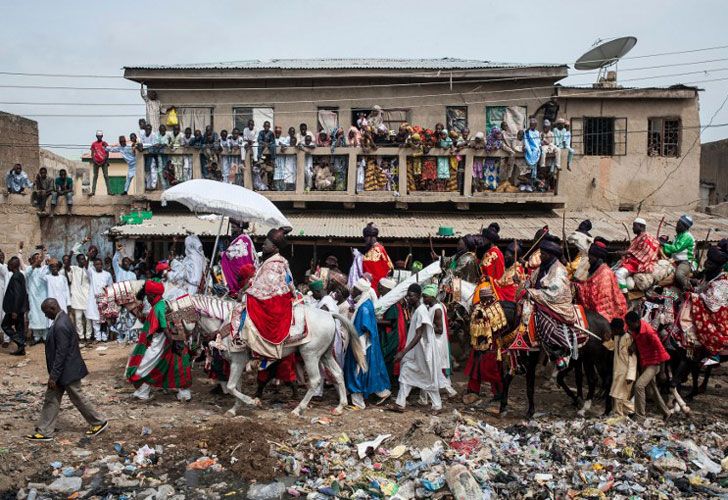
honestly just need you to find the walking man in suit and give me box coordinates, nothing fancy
[26,298,108,441]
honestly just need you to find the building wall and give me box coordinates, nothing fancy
[0,111,39,179]
[559,96,701,211]
[0,202,42,257]
[153,78,556,137]
[700,138,728,205]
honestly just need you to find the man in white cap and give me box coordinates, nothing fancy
[89,130,111,196]
[614,218,660,294]
[661,214,696,290]
[539,119,561,171]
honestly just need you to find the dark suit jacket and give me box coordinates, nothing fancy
[45,311,89,386]
[3,271,28,314]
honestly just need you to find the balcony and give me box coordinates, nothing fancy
[132,146,565,209]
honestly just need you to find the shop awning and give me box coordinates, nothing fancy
[108,210,728,243]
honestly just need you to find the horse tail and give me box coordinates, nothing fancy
[332,313,368,373]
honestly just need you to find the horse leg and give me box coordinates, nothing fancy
[525,351,539,419]
[574,360,584,401]
[556,363,579,407]
[291,349,324,418]
[321,349,347,415]
[698,365,712,394]
[225,351,259,416]
[577,359,597,417]
[499,359,513,416]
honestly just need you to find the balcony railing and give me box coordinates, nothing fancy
[134,146,564,206]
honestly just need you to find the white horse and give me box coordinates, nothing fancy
[100,283,366,417]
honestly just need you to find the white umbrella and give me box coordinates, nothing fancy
[160,180,290,294]
[161,179,290,228]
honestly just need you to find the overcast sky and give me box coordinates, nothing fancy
[1,0,727,159]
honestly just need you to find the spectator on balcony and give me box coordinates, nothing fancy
[360,126,377,153]
[470,131,485,150]
[373,125,391,146]
[51,169,73,216]
[356,112,368,130]
[331,127,346,153]
[523,118,541,191]
[106,134,137,195]
[242,119,256,161]
[154,124,171,176]
[347,126,361,147]
[455,128,471,152]
[139,124,159,190]
[257,121,276,166]
[207,161,222,182]
[171,126,192,182]
[32,167,54,213]
[539,119,561,171]
[316,129,331,147]
[201,126,220,180]
[6,163,32,195]
[162,160,179,188]
[138,118,147,138]
[394,124,410,147]
[298,134,316,190]
[229,128,244,185]
[296,123,314,145]
[555,119,575,171]
[140,86,161,131]
[218,129,233,183]
[535,97,560,126]
[90,130,111,196]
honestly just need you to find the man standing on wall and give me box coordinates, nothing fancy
[90,130,111,196]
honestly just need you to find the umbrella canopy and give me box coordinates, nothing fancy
[161,180,290,228]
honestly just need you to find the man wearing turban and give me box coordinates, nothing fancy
[221,222,258,299]
[614,218,660,293]
[473,223,505,305]
[344,277,391,408]
[126,279,192,401]
[525,235,576,324]
[361,223,393,294]
[422,284,457,399]
[439,234,480,283]
[245,227,295,346]
[573,240,627,322]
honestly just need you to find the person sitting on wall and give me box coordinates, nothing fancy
[51,169,73,216]
[32,167,54,213]
[5,163,32,195]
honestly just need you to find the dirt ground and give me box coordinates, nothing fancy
[0,342,726,496]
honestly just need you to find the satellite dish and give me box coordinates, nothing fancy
[574,36,637,70]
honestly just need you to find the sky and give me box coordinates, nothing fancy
[1,0,727,159]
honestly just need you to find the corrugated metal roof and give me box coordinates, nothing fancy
[125,58,565,71]
[108,215,232,238]
[107,210,728,243]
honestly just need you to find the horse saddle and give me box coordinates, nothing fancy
[237,303,311,359]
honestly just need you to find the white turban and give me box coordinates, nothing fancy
[634,217,647,226]
[353,277,371,292]
[379,277,396,290]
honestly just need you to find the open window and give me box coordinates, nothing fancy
[233,107,274,131]
[446,106,468,133]
[648,117,681,157]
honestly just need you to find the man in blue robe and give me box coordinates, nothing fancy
[345,277,391,408]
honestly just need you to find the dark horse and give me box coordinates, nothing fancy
[494,301,613,418]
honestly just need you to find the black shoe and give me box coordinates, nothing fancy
[10,348,26,356]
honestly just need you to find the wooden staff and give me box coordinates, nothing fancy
[656,216,666,239]
[521,226,550,262]
[561,211,571,262]
[621,222,632,243]
[696,228,712,264]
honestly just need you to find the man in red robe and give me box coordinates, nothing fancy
[574,240,627,322]
[246,228,294,345]
[361,222,393,294]
[494,241,526,303]
[474,223,505,304]
[614,218,659,293]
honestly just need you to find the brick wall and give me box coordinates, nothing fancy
[0,112,40,181]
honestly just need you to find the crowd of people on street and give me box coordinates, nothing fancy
[5,211,727,441]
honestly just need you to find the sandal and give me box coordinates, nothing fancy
[26,432,53,442]
[85,421,108,437]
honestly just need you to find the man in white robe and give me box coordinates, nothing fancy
[68,250,91,341]
[167,235,206,297]
[22,249,50,343]
[422,284,457,399]
[0,249,10,346]
[44,259,70,313]
[85,259,113,342]
[393,284,447,411]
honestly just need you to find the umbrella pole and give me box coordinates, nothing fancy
[203,216,225,295]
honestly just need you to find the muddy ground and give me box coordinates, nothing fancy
[0,342,725,497]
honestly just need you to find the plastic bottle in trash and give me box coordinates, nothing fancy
[446,464,490,500]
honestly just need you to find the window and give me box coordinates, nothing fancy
[176,107,213,132]
[446,106,468,133]
[648,117,681,157]
[570,117,627,156]
[350,108,410,130]
[485,106,527,135]
[233,107,274,131]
